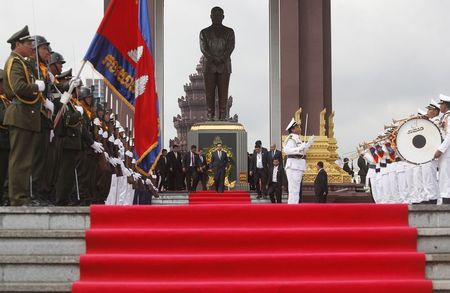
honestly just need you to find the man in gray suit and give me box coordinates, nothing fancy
[200,6,235,121]
[210,143,228,192]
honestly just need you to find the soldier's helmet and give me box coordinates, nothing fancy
[31,35,50,49]
[49,52,65,65]
[79,87,92,100]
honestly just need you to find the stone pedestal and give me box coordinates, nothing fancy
[187,121,248,191]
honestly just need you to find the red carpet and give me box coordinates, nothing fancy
[189,190,251,204]
[72,204,432,292]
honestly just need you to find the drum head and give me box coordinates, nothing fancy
[396,118,442,165]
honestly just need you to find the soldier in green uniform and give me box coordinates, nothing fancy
[0,69,11,205]
[3,26,46,206]
[54,91,83,205]
[77,87,104,205]
[29,35,54,203]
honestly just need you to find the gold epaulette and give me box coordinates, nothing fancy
[6,57,40,105]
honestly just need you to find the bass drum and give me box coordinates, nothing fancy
[395,117,442,165]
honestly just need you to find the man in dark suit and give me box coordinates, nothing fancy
[250,145,268,198]
[195,148,208,191]
[210,143,228,192]
[200,7,235,121]
[343,158,354,178]
[156,149,169,192]
[267,158,283,203]
[357,154,368,184]
[167,144,183,190]
[267,143,283,169]
[183,145,200,192]
[314,161,328,203]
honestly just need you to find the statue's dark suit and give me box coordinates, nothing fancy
[200,24,235,120]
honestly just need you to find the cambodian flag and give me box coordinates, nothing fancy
[84,0,161,175]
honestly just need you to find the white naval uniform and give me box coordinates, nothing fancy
[438,111,450,201]
[421,116,440,202]
[396,161,408,203]
[412,164,425,203]
[284,134,310,204]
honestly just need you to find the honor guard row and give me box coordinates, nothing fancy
[360,95,450,204]
[1,26,157,206]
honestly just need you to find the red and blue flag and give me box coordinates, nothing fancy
[84,0,161,175]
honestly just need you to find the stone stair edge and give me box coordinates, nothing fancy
[0,230,85,238]
[0,207,90,214]
[0,255,79,264]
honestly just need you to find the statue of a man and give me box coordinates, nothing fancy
[200,7,235,121]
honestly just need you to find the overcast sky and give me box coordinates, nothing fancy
[1,0,450,156]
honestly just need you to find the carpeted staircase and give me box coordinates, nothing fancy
[72,204,432,292]
[189,190,251,204]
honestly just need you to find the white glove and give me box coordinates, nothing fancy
[43,99,54,115]
[102,131,108,139]
[305,135,316,149]
[60,91,71,105]
[75,105,83,115]
[49,130,54,143]
[69,77,81,88]
[122,166,131,177]
[48,71,55,83]
[108,135,115,143]
[90,141,104,153]
[103,152,110,160]
[145,179,152,185]
[125,150,133,158]
[133,172,142,181]
[109,157,118,166]
[35,80,45,92]
[98,128,104,136]
[93,118,101,126]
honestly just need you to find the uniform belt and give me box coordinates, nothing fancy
[287,155,306,159]
[375,168,381,173]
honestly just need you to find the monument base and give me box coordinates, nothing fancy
[188,121,248,191]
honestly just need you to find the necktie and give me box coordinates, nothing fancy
[219,151,221,159]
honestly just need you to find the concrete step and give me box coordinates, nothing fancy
[0,282,71,292]
[434,280,450,292]
[0,255,79,283]
[0,207,90,230]
[0,230,85,255]
[427,254,450,281]
[409,205,450,228]
[418,228,450,254]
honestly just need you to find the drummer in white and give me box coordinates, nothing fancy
[283,118,315,204]
[422,100,441,204]
[434,94,450,204]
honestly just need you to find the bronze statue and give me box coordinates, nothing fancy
[200,7,235,121]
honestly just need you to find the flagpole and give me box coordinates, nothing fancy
[53,60,87,128]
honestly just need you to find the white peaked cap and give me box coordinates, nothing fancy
[430,99,440,109]
[417,108,427,116]
[439,94,450,103]
[118,126,125,133]
[285,118,296,131]
[132,158,136,164]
